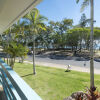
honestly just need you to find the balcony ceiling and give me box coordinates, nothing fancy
[0,0,42,34]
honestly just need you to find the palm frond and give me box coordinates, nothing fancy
[32,8,39,21]
[76,0,90,12]
[81,0,89,12]
[37,15,48,22]
[76,0,79,3]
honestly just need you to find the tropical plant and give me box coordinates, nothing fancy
[24,8,47,75]
[48,19,73,50]
[3,41,28,69]
[76,0,95,90]
[67,28,80,51]
[85,87,100,100]
[80,13,88,28]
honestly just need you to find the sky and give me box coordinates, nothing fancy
[36,0,100,27]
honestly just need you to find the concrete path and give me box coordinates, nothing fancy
[25,55,100,69]
[24,61,100,75]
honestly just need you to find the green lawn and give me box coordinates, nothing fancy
[14,63,100,100]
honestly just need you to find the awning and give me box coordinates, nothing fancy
[0,0,42,34]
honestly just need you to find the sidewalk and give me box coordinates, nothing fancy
[24,61,100,74]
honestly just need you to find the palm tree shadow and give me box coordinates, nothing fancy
[21,73,33,77]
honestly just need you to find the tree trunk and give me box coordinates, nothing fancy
[21,56,24,63]
[72,46,73,51]
[4,57,5,62]
[76,46,77,51]
[14,57,15,63]
[7,57,8,65]
[90,0,95,89]
[7,54,9,65]
[9,57,10,66]
[33,33,36,75]
[11,57,14,69]
[9,56,11,66]
[79,40,82,52]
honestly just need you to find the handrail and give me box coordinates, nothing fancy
[0,59,42,100]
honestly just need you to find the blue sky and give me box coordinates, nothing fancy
[37,0,100,27]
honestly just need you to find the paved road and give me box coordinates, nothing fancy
[25,54,100,69]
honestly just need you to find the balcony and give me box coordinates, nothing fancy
[0,59,42,100]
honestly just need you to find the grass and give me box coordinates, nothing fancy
[14,63,100,100]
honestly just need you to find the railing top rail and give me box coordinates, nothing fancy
[0,59,42,100]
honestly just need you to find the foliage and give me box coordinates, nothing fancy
[23,8,47,75]
[76,0,89,12]
[4,42,28,58]
[69,87,100,100]
[47,19,73,49]
[2,7,100,53]
[2,7,100,70]
[14,63,100,100]
[24,8,47,34]
[3,41,28,68]
[79,13,89,28]
[85,87,100,100]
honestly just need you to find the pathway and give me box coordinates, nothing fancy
[24,60,100,74]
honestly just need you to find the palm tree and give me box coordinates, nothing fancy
[24,8,47,75]
[4,28,10,64]
[76,0,95,90]
[12,20,27,43]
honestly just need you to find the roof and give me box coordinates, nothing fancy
[0,0,42,34]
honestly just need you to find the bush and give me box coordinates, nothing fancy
[64,87,100,100]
